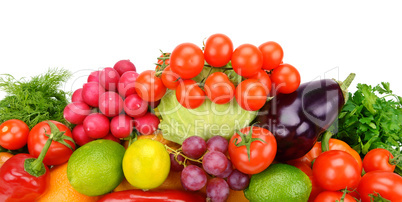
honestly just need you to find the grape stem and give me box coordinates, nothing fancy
[165,145,204,166]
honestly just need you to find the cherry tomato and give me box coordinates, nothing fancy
[357,171,402,202]
[161,66,181,90]
[228,126,276,174]
[204,72,235,104]
[258,41,284,70]
[235,79,268,111]
[249,69,272,95]
[176,80,205,109]
[314,191,356,202]
[312,150,361,191]
[290,138,363,173]
[231,44,263,78]
[204,33,233,67]
[363,148,396,173]
[134,70,167,102]
[27,121,75,166]
[271,63,300,94]
[0,119,29,150]
[170,43,204,79]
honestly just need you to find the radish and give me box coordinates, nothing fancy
[71,88,84,102]
[99,91,124,117]
[99,67,120,91]
[87,70,100,83]
[83,113,110,139]
[102,132,121,144]
[114,59,136,76]
[124,94,148,118]
[110,114,133,138]
[72,124,95,146]
[63,102,91,124]
[118,71,139,98]
[133,112,160,135]
[82,82,105,107]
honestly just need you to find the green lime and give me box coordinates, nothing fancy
[244,163,312,202]
[123,138,170,190]
[67,139,125,196]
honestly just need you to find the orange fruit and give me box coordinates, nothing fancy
[37,162,100,202]
[0,152,13,168]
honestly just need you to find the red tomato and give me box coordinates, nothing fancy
[258,41,284,70]
[0,119,29,150]
[134,70,167,102]
[231,44,263,78]
[204,33,233,67]
[204,72,235,104]
[170,43,204,79]
[363,148,396,173]
[271,63,300,94]
[176,80,205,109]
[249,69,272,95]
[290,138,363,173]
[228,126,276,174]
[314,191,356,202]
[235,79,268,111]
[27,121,75,166]
[161,66,181,90]
[357,171,402,202]
[308,176,326,202]
[312,150,361,191]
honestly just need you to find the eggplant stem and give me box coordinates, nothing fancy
[338,73,356,103]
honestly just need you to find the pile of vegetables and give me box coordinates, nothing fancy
[0,33,401,202]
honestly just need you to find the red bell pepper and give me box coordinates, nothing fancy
[0,121,75,202]
[98,189,207,202]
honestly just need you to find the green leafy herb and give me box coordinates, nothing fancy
[0,68,72,129]
[333,82,402,174]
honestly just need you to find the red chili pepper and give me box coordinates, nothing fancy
[98,189,207,202]
[0,121,75,202]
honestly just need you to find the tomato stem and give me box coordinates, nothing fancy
[233,126,266,161]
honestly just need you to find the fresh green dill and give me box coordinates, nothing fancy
[333,82,402,174]
[0,68,72,129]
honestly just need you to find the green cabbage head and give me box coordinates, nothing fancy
[158,90,257,144]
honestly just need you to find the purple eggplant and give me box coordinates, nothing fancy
[255,73,355,161]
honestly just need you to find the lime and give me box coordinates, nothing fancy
[67,139,125,196]
[123,138,170,190]
[244,163,312,202]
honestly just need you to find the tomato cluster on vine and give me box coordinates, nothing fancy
[135,33,301,111]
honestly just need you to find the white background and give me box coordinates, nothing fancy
[1,0,402,99]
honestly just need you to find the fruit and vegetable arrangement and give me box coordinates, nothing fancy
[0,33,401,202]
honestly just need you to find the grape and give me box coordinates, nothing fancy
[170,153,185,172]
[216,159,233,178]
[207,136,228,153]
[181,165,207,191]
[182,136,207,159]
[227,169,250,191]
[206,178,230,202]
[202,151,228,176]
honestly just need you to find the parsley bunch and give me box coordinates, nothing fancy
[0,68,72,129]
[333,82,402,173]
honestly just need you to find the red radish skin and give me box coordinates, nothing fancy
[110,114,133,138]
[102,132,121,144]
[124,94,148,118]
[99,91,124,117]
[113,59,136,76]
[118,71,139,98]
[63,102,91,124]
[71,88,84,102]
[72,124,94,146]
[99,67,120,91]
[83,113,110,139]
[133,112,160,135]
[87,70,100,83]
[82,82,105,107]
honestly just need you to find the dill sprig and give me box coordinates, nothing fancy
[0,68,72,129]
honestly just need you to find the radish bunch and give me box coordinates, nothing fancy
[63,60,160,146]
